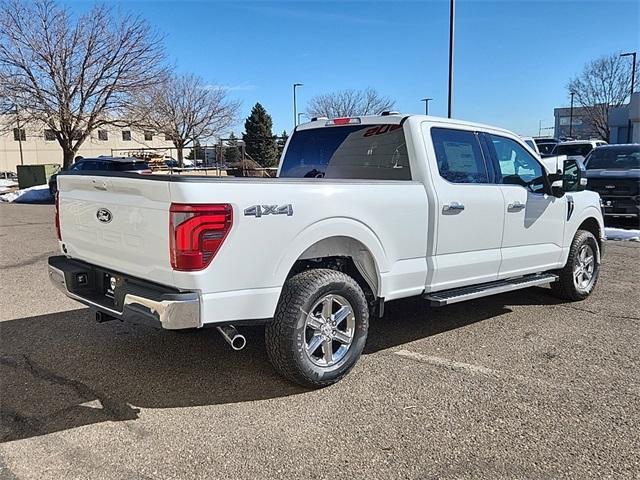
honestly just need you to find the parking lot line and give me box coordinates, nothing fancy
[393,349,498,377]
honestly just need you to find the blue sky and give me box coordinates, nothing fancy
[69,0,639,137]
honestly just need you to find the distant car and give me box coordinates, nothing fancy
[49,157,151,195]
[553,140,608,162]
[584,144,640,221]
[164,157,194,168]
[534,138,560,157]
[164,158,179,168]
[521,136,541,156]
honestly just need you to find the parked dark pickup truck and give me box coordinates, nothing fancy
[585,144,640,222]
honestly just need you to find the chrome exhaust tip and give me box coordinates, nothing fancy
[216,325,246,351]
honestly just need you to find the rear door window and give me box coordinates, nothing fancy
[430,128,489,184]
[279,124,411,180]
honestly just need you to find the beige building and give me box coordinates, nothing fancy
[0,117,177,172]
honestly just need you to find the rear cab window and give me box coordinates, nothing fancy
[556,144,594,157]
[112,161,150,171]
[279,124,411,180]
[537,143,556,155]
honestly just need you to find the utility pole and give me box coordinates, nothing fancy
[569,92,575,139]
[421,98,433,115]
[15,105,24,166]
[621,52,636,143]
[447,0,455,118]
[293,83,303,128]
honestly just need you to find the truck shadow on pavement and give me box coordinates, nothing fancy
[0,286,563,442]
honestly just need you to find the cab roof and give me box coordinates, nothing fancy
[295,113,514,136]
[80,156,147,163]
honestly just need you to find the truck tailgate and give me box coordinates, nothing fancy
[57,174,174,286]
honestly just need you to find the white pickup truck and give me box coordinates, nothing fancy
[49,113,605,387]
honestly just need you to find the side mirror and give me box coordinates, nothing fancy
[562,158,587,193]
[547,170,564,198]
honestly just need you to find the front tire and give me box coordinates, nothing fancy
[551,229,600,301]
[265,269,369,388]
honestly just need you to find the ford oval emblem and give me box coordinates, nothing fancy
[96,208,112,223]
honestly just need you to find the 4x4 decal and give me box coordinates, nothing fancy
[244,204,293,218]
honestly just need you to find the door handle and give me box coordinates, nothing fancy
[508,201,525,211]
[443,202,465,213]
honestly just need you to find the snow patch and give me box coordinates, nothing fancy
[0,184,52,203]
[605,227,640,242]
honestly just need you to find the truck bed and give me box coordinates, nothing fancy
[57,172,430,323]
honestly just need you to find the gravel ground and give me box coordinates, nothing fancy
[1,203,639,480]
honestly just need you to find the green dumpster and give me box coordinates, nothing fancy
[16,164,61,189]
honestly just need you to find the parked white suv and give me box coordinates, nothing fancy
[49,114,605,387]
[554,139,608,162]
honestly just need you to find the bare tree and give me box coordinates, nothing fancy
[307,88,395,118]
[0,100,14,134]
[128,74,240,166]
[567,53,639,141]
[0,0,166,168]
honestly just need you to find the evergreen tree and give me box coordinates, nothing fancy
[224,132,241,163]
[242,103,279,167]
[277,130,288,156]
[186,140,205,162]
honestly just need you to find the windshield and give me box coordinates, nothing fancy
[524,139,536,151]
[279,124,411,180]
[555,144,594,157]
[585,146,640,170]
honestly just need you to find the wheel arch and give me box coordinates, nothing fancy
[577,216,604,253]
[290,236,381,300]
[273,218,389,299]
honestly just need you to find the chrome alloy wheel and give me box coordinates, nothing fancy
[573,243,596,290]
[303,294,356,367]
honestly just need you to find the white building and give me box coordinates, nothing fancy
[0,116,177,172]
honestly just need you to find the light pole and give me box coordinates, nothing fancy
[569,91,575,139]
[421,98,433,115]
[12,104,24,166]
[621,52,636,143]
[293,83,303,128]
[447,0,455,118]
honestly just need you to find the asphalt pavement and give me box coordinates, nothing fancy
[1,203,639,479]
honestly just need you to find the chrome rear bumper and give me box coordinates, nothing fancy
[48,256,201,330]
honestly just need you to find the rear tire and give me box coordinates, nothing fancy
[265,269,369,388]
[551,229,600,301]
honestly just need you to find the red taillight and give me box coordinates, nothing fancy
[169,203,233,271]
[54,192,61,240]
